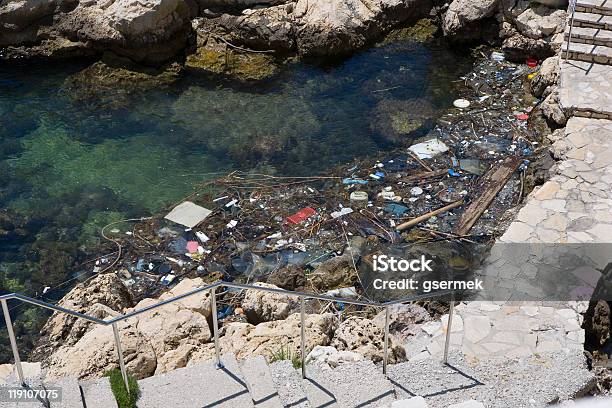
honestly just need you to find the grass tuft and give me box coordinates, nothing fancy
[105,368,140,408]
[270,344,303,369]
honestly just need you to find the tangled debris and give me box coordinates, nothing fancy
[82,52,549,312]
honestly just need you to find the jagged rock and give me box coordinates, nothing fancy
[34,274,133,355]
[309,252,358,291]
[442,0,500,41]
[541,90,567,126]
[531,55,559,97]
[266,264,307,291]
[500,21,562,61]
[331,316,406,363]
[211,0,432,56]
[42,278,213,378]
[54,0,198,63]
[514,5,566,40]
[46,322,157,380]
[305,345,363,367]
[190,313,337,362]
[372,304,431,340]
[242,282,298,324]
[0,0,67,46]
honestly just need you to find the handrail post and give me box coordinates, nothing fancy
[1,299,24,386]
[383,305,390,377]
[565,0,577,60]
[112,322,130,393]
[211,287,223,369]
[443,298,455,364]
[300,296,306,379]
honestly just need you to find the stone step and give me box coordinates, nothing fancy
[80,377,117,408]
[562,40,612,64]
[239,356,283,408]
[137,354,254,408]
[576,0,612,16]
[269,361,310,408]
[50,378,83,408]
[302,361,395,408]
[559,59,612,119]
[572,11,612,30]
[565,25,612,47]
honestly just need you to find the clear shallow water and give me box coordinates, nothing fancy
[0,39,471,358]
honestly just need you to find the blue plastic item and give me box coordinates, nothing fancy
[384,203,409,216]
[343,178,369,185]
[448,169,461,177]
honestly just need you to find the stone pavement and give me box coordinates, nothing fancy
[559,61,612,119]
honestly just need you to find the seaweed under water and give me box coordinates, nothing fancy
[0,38,472,361]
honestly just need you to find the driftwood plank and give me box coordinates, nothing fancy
[454,156,523,236]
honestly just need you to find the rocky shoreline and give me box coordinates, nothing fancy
[1,1,568,78]
[5,0,611,401]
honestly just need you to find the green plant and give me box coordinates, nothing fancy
[270,344,303,369]
[105,369,140,408]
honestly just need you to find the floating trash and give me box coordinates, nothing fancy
[453,99,470,108]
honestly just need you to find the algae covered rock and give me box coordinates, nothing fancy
[171,85,321,164]
[378,18,438,46]
[185,48,279,81]
[371,98,436,143]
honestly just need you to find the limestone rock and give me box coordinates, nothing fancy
[541,90,567,126]
[191,313,337,362]
[442,0,500,40]
[531,55,559,97]
[55,0,198,63]
[242,282,298,324]
[372,303,431,340]
[514,5,566,40]
[305,345,364,367]
[35,273,133,353]
[43,278,213,379]
[213,0,431,56]
[331,316,406,363]
[46,322,157,380]
[501,22,560,61]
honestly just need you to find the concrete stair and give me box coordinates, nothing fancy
[240,356,283,408]
[137,354,253,408]
[80,377,117,408]
[565,26,612,47]
[572,11,612,31]
[576,0,612,16]
[562,41,612,64]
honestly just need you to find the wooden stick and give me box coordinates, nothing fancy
[407,151,433,172]
[401,168,447,184]
[454,156,522,236]
[396,200,463,232]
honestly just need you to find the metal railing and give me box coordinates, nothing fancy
[0,281,456,393]
[565,0,578,60]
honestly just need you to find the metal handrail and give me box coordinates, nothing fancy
[565,0,578,60]
[1,280,456,393]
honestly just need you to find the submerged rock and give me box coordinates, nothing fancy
[185,48,279,81]
[371,99,436,143]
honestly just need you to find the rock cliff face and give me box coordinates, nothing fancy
[1,0,432,62]
[441,0,567,61]
[37,279,408,380]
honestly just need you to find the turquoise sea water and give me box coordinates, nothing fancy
[0,38,471,359]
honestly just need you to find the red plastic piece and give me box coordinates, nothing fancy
[526,58,538,68]
[187,241,199,253]
[287,207,317,224]
[516,113,529,121]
